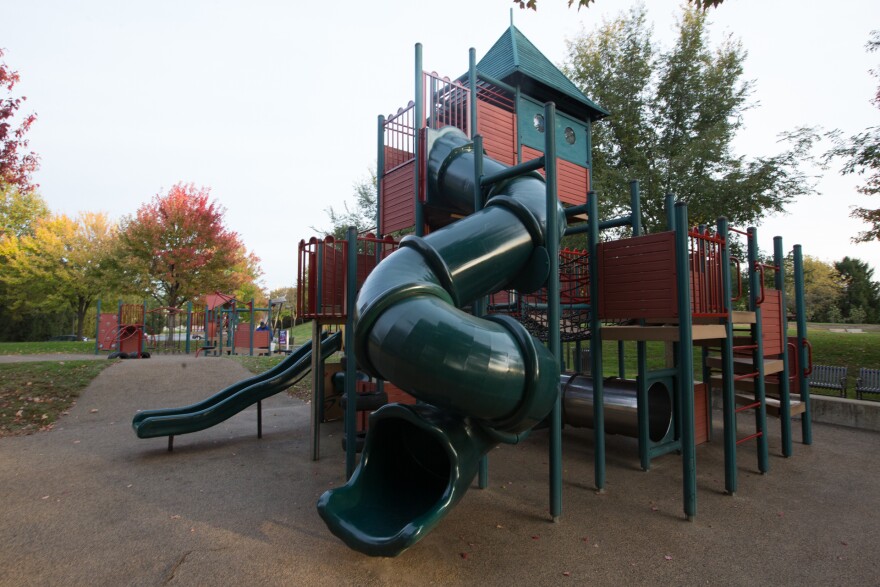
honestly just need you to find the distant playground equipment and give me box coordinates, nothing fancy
[95,293,289,358]
[131,22,816,559]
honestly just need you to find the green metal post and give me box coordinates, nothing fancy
[747,228,770,473]
[793,245,812,444]
[774,236,793,456]
[345,227,358,479]
[629,180,641,236]
[94,299,101,355]
[473,133,489,490]
[545,103,563,520]
[717,218,737,494]
[414,43,424,237]
[674,202,697,520]
[469,48,478,139]
[637,340,649,470]
[141,301,146,357]
[311,245,325,461]
[587,190,605,491]
[249,299,256,356]
[185,302,192,354]
[377,114,385,236]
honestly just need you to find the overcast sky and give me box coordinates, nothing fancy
[2,0,878,290]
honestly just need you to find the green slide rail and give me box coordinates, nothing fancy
[318,127,565,557]
[132,332,342,439]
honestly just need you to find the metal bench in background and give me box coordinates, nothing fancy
[855,368,880,401]
[809,365,848,398]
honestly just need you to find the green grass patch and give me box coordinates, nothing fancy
[794,329,880,398]
[0,341,94,356]
[0,360,114,437]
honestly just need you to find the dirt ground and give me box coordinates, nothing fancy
[0,354,878,586]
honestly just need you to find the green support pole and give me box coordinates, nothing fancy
[414,43,424,237]
[793,246,812,444]
[545,103,563,520]
[637,340,650,470]
[469,48,478,139]
[774,236,793,457]
[473,132,489,490]
[674,202,697,520]
[717,218,737,494]
[94,299,101,355]
[345,227,358,479]
[587,190,605,491]
[377,114,385,236]
[629,180,641,236]
[249,299,255,356]
[141,301,146,358]
[185,302,192,354]
[747,228,770,473]
[311,245,324,461]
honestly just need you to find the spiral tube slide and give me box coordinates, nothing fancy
[317,127,566,557]
[132,332,341,439]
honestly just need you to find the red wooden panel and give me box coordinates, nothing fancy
[477,101,516,165]
[598,232,678,320]
[381,160,415,235]
[761,289,784,356]
[521,146,589,206]
[98,313,118,351]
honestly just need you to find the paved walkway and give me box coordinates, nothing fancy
[1,355,878,585]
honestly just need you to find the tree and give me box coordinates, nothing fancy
[824,31,880,242]
[783,255,844,324]
[317,171,378,239]
[515,0,722,11]
[0,49,39,194]
[0,212,118,338]
[834,256,880,323]
[564,6,817,231]
[0,184,48,238]
[116,182,262,310]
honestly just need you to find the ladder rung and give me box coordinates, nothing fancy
[736,431,763,445]
[734,372,760,381]
[735,401,762,414]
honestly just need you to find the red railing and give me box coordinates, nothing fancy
[423,71,470,135]
[383,102,416,174]
[297,234,399,320]
[688,227,727,318]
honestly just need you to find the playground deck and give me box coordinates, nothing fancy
[0,355,877,585]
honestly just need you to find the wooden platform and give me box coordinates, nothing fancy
[731,311,756,324]
[735,393,806,417]
[601,324,726,342]
[706,356,784,375]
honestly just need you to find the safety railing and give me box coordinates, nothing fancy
[688,227,727,318]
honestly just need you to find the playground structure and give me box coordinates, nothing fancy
[302,25,814,557]
[97,294,288,358]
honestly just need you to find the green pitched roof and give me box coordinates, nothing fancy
[477,25,609,121]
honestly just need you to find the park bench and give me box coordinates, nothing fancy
[809,365,848,398]
[855,368,880,401]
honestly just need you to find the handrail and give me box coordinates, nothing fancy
[803,339,813,376]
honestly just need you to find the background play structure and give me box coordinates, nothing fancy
[133,24,816,558]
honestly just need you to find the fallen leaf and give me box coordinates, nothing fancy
[562,571,571,577]
[496,524,504,529]
[840,541,848,546]
[459,552,468,560]
[170,515,181,520]
[532,535,540,540]
[664,555,673,561]
[41,495,49,500]
[89,409,99,413]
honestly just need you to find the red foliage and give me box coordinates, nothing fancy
[0,49,39,193]
[121,182,252,307]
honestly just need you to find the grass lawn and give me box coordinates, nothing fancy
[0,341,95,355]
[0,360,115,437]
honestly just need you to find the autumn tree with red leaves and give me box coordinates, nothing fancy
[116,182,262,309]
[0,48,39,194]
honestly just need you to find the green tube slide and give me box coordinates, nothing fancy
[318,127,565,557]
[132,332,341,439]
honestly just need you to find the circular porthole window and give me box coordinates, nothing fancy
[564,127,576,145]
[533,113,545,133]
